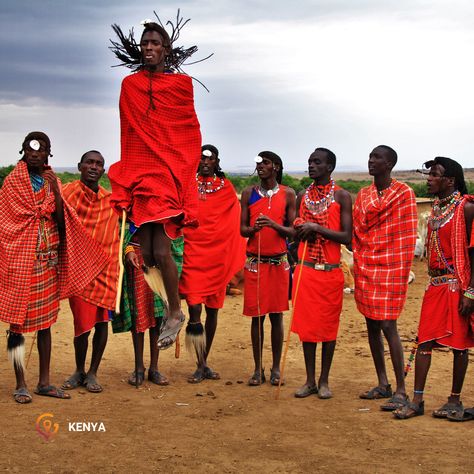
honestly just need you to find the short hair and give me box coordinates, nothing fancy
[258,150,283,184]
[201,144,225,178]
[20,131,52,157]
[80,150,104,164]
[423,156,467,195]
[314,147,336,171]
[376,144,398,166]
[140,22,172,50]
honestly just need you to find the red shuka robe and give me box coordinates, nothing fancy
[108,71,202,239]
[179,178,246,308]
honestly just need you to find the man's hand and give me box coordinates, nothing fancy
[126,251,140,269]
[43,169,61,195]
[255,214,275,230]
[295,222,319,241]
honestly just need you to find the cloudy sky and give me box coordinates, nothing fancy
[1,0,473,172]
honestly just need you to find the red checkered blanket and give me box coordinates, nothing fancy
[0,161,107,326]
[353,180,417,320]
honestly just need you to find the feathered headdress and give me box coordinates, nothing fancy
[109,9,212,89]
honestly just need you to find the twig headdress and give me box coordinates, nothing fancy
[110,9,212,89]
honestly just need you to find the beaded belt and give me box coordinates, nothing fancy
[245,253,289,272]
[429,274,457,287]
[428,268,452,277]
[36,250,58,267]
[299,260,341,271]
[36,250,58,261]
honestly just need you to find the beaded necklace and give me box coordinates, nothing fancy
[304,179,335,215]
[196,174,225,200]
[256,183,280,209]
[427,190,462,274]
[429,190,462,230]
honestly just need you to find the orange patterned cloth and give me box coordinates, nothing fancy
[63,180,119,310]
[0,161,107,328]
[353,180,417,320]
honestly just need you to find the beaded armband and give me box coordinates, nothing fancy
[124,245,135,256]
[463,287,474,300]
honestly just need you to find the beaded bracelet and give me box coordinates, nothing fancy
[124,245,135,256]
[463,286,474,300]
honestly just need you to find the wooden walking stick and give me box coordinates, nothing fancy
[257,231,263,385]
[404,337,418,377]
[175,334,180,359]
[275,240,308,400]
[26,331,37,369]
[115,209,127,315]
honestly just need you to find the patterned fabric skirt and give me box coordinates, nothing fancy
[127,248,160,333]
[10,260,59,334]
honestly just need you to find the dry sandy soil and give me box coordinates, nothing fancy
[0,259,473,473]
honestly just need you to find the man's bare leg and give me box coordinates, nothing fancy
[295,341,318,397]
[137,223,182,345]
[37,328,51,389]
[129,331,145,386]
[249,316,265,384]
[365,318,390,389]
[381,320,406,397]
[318,340,336,398]
[269,312,283,383]
[204,306,218,364]
[148,326,168,385]
[84,322,108,392]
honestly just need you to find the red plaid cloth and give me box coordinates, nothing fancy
[452,195,474,291]
[108,71,201,239]
[126,246,158,333]
[10,260,60,333]
[63,181,119,310]
[353,180,417,320]
[295,183,341,263]
[0,161,107,328]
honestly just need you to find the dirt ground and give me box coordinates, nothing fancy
[0,259,473,473]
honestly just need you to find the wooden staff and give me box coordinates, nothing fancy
[257,231,263,385]
[26,331,37,369]
[115,209,127,314]
[404,337,418,377]
[175,334,180,359]
[275,241,308,400]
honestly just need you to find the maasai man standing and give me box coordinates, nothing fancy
[353,145,417,411]
[394,158,474,420]
[61,151,119,393]
[0,132,105,403]
[180,144,246,383]
[112,229,183,387]
[291,148,352,399]
[108,15,202,350]
[240,151,296,386]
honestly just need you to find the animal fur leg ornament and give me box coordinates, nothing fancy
[142,265,168,305]
[185,321,206,362]
[7,331,25,371]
